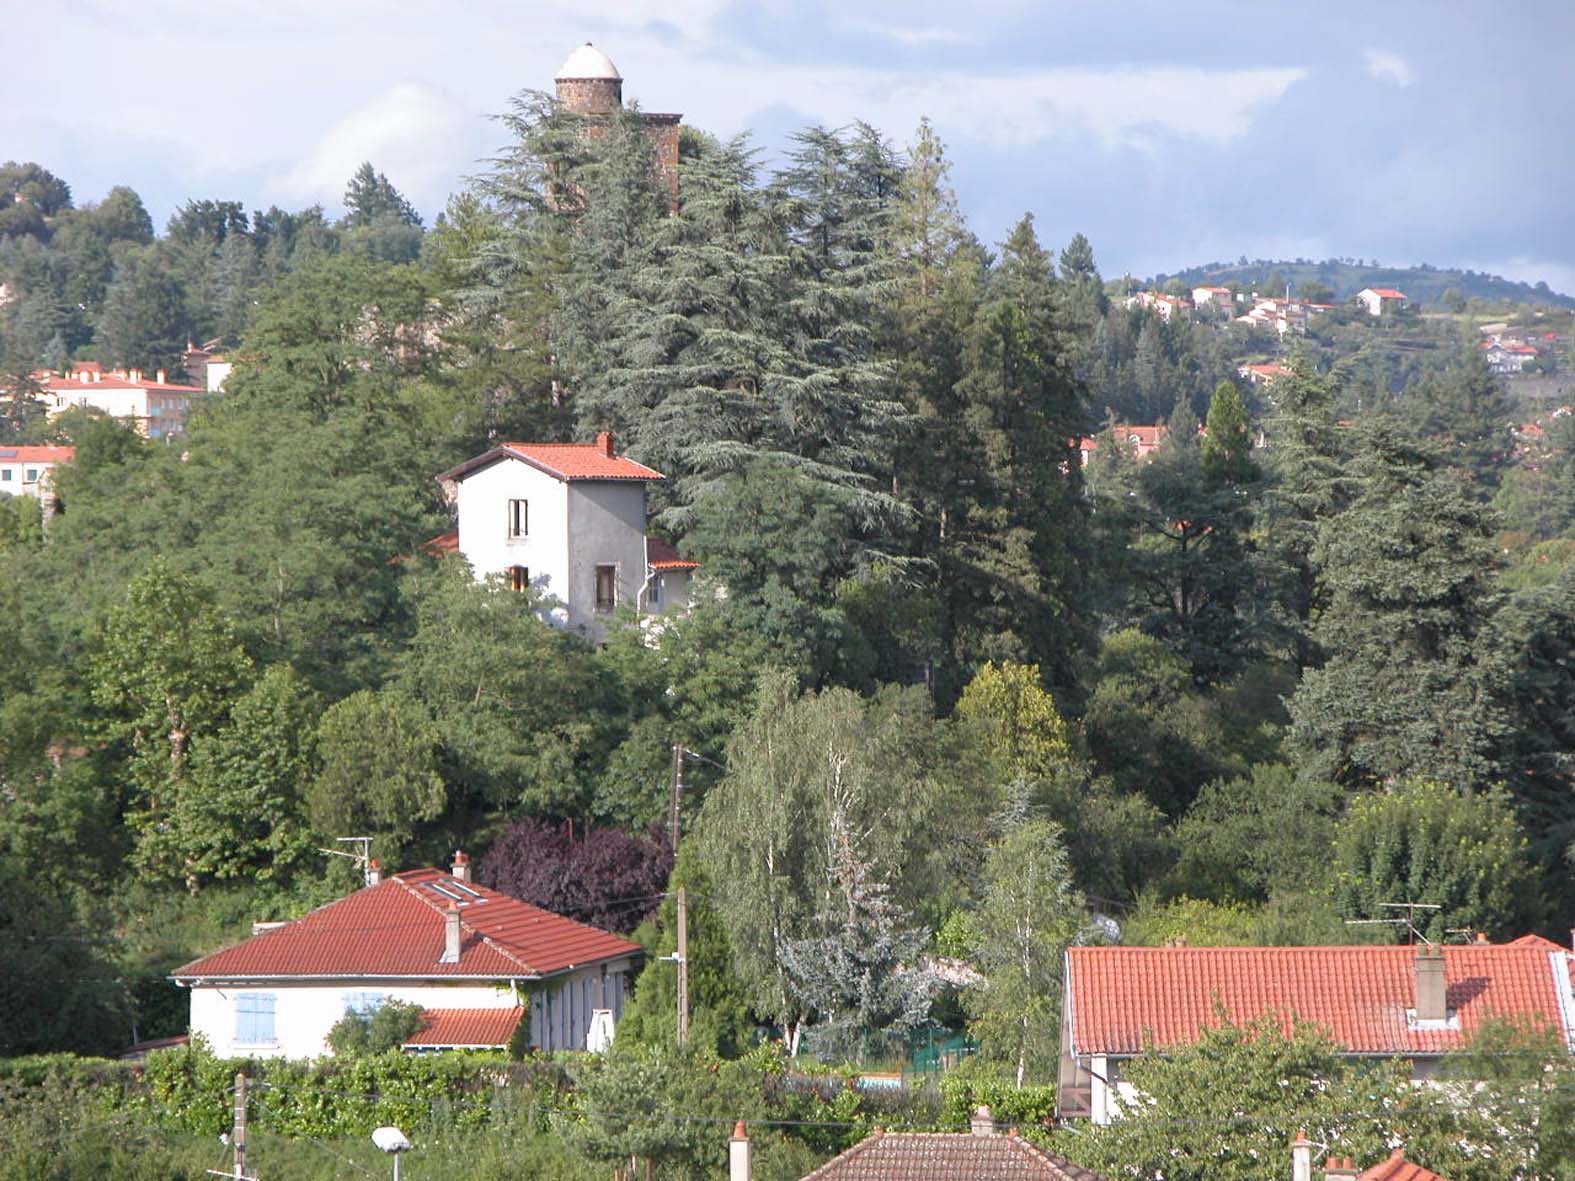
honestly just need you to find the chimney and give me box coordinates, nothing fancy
[441,904,461,964]
[1324,1158,1360,1181]
[1291,1130,1315,1181]
[451,850,471,881]
[366,858,382,887]
[596,430,614,457]
[728,1120,751,1181]
[155,368,167,385]
[1415,944,1447,1022]
[128,368,141,384]
[970,1105,996,1137]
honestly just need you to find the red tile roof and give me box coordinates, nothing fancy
[647,536,699,570]
[33,369,202,393]
[1360,1149,1450,1181]
[1066,944,1572,1057]
[1367,288,1408,300]
[0,445,74,463]
[171,868,641,982]
[424,530,459,556]
[402,1007,523,1049]
[803,1131,1104,1181]
[438,440,663,485]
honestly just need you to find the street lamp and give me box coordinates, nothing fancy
[372,1126,412,1181]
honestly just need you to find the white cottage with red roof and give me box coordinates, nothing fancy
[435,432,698,640]
[1058,938,1575,1123]
[1356,287,1409,316]
[172,856,642,1058]
[0,444,73,499]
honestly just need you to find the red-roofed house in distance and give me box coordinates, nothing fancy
[1239,362,1297,386]
[1292,1133,1456,1181]
[171,854,642,1058]
[435,433,699,641]
[1355,287,1410,316]
[1057,938,1575,1123]
[29,362,204,437]
[1192,285,1236,313]
[0,444,73,503]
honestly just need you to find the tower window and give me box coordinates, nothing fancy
[508,566,530,593]
[507,499,528,539]
[595,565,617,612]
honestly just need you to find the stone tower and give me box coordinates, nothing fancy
[553,42,682,210]
[554,42,623,115]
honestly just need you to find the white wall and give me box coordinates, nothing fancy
[188,962,634,1059]
[455,457,571,625]
[189,981,519,1059]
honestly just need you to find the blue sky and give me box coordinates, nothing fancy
[8,1,1573,293]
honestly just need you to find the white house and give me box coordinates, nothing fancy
[30,362,203,437]
[1057,937,1575,1124]
[171,855,643,1058]
[1191,285,1235,312]
[1355,287,1409,316]
[436,433,698,640]
[0,444,72,499]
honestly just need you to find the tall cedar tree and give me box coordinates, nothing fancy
[1288,416,1509,788]
[949,213,1091,691]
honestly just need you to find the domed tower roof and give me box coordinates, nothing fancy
[555,42,621,81]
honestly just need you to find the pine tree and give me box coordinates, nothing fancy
[1288,417,1509,788]
[341,161,423,227]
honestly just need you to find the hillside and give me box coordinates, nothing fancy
[1149,259,1575,309]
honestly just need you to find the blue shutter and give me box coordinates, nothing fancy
[235,993,276,1044]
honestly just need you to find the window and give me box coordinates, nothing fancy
[508,565,530,593]
[648,575,662,606]
[234,992,276,1044]
[595,565,617,612]
[24,468,37,482]
[343,991,385,1016]
[507,498,528,539]
[0,469,10,482]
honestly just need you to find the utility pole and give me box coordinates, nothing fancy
[669,743,685,853]
[676,886,690,1046]
[207,1072,253,1181]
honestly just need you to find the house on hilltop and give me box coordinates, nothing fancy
[1057,937,1575,1122]
[555,42,683,209]
[434,432,698,640]
[172,854,642,1057]
[1356,287,1409,316]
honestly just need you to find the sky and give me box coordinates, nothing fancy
[7,1,1573,294]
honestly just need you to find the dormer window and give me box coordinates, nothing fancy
[507,498,529,540]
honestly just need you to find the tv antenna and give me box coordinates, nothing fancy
[317,836,376,886]
[1344,901,1441,945]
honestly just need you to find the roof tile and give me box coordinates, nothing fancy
[803,1132,1104,1181]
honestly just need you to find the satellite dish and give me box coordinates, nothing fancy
[372,1126,412,1153]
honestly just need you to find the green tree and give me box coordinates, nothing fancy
[325,999,425,1055]
[309,689,446,854]
[94,246,190,371]
[1057,1014,1527,1181]
[966,818,1083,1086]
[341,162,423,228]
[88,559,253,881]
[953,660,1073,784]
[1288,418,1507,788]
[1331,780,1536,939]
[179,663,320,886]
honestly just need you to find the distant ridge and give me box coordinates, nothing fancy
[1145,259,1574,309]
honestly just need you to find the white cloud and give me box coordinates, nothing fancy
[681,61,1307,152]
[1362,48,1415,88]
[264,82,475,215]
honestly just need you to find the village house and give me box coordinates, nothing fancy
[1235,296,1308,336]
[435,433,698,641]
[1238,362,1297,386]
[1191,285,1236,312]
[1355,287,1409,316]
[1077,424,1169,466]
[1057,937,1575,1123]
[1294,1139,1456,1181]
[0,443,73,501]
[1480,337,1538,374]
[1125,291,1192,322]
[171,854,642,1058]
[760,1109,1103,1181]
[25,362,203,437]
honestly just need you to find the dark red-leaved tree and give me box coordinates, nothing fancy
[478,819,673,934]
